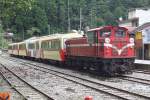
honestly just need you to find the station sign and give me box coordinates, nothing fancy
[135,31,142,40]
[135,31,142,48]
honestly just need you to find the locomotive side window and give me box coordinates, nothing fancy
[115,29,126,37]
[100,29,111,37]
[87,31,95,44]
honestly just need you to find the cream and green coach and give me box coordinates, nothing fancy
[40,32,83,61]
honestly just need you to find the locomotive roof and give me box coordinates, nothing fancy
[87,26,128,32]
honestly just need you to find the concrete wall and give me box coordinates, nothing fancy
[119,22,132,27]
[129,9,150,26]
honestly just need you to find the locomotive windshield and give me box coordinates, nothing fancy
[100,29,111,37]
[115,29,126,37]
[87,31,95,43]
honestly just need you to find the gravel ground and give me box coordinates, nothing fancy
[103,77,150,97]
[0,75,24,100]
[1,55,150,99]
[0,57,119,100]
[20,58,150,98]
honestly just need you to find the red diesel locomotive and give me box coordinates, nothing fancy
[65,26,135,76]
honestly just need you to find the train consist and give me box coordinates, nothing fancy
[8,26,135,76]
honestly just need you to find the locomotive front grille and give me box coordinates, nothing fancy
[112,49,118,56]
[112,41,128,56]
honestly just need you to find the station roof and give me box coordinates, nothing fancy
[132,22,150,33]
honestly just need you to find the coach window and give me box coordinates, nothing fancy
[8,45,12,49]
[48,41,51,49]
[28,43,35,49]
[42,41,49,50]
[36,42,39,49]
[20,44,25,50]
[13,45,15,50]
[51,40,60,50]
[19,44,22,50]
[14,45,18,50]
[22,44,25,49]
[55,40,61,49]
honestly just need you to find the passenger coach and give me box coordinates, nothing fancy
[8,31,83,62]
[40,32,83,61]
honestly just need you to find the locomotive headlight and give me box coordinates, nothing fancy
[105,38,110,44]
[129,38,134,43]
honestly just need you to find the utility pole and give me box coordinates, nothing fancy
[79,7,82,31]
[22,30,24,40]
[90,9,93,28]
[48,24,50,35]
[0,20,3,49]
[67,0,70,32]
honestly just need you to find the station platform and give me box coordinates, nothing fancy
[134,59,150,69]
[135,59,150,65]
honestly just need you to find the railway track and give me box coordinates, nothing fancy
[0,62,54,100]
[120,75,150,85]
[133,69,150,74]
[0,74,24,99]
[119,69,150,85]
[2,56,150,100]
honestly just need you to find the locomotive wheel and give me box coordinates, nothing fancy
[102,61,115,76]
[116,65,126,74]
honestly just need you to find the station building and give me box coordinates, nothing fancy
[119,8,150,27]
[133,22,150,60]
[118,8,150,60]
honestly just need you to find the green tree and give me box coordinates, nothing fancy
[31,6,48,35]
[114,6,125,19]
[1,0,150,42]
[103,11,116,25]
[0,0,35,24]
[27,27,41,37]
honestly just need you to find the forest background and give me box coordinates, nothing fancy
[0,0,150,42]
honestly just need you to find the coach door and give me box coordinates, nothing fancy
[35,41,40,58]
[28,43,35,57]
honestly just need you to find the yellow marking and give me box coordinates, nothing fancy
[13,50,18,55]
[19,50,26,56]
[135,32,142,40]
[43,50,61,61]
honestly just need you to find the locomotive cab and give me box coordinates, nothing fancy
[87,26,135,58]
